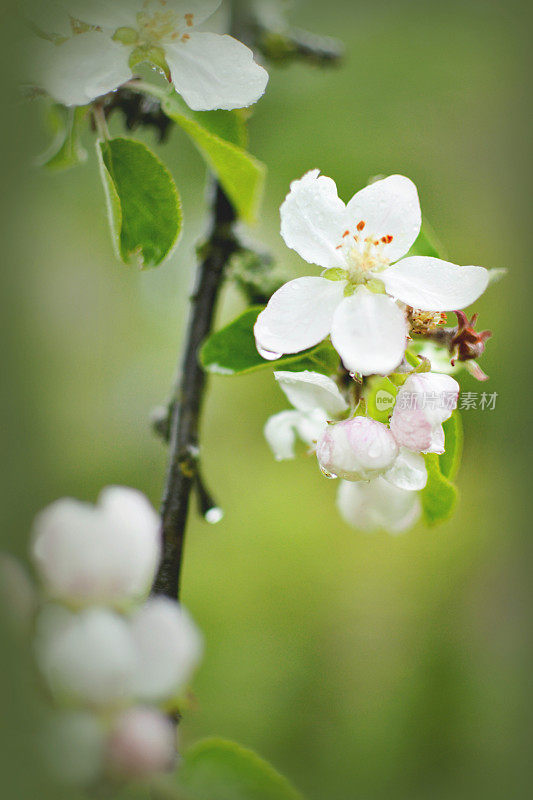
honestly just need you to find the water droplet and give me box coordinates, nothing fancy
[319,465,338,480]
[205,507,224,525]
[258,346,282,361]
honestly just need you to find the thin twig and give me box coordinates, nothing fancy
[152,183,237,599]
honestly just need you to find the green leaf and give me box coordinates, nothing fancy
[421,453,458,526]
[39,105,88,171]
[176,738,304,800]
[409,218,446,260]
[97,137,182,268]
[200,307,339,376]
[161,91,265,223]
[439,411,463,481]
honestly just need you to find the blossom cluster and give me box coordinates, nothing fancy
[7,487,202,787]
[257,171,491,532]
[25,0,268,111]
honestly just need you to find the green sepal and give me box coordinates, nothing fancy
[38,105,88,171]
[439,411,463,481]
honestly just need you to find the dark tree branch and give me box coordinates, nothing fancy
[152,184,238,599]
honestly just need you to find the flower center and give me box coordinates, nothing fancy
[336,221,393,286]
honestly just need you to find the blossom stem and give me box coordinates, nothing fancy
[92,104,110,140]
[152,183,238,600]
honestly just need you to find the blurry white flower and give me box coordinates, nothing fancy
[337,477,421,534]
[106,707,177,779]
[43,710,106,786]
[130,597,203,703]
[390,372,459,454]
[35,605,137,707]
[316,417,399,481]
[31,486,161,607]
[264,370,348,460]
[27,0,268,110]
[255,171,489,374]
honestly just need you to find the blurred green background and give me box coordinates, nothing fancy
[1,0,531,798]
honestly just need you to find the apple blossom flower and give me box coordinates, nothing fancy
[316,416,399,481]
[35,605,138,707]
[264,370,348,460]
[35,597,203,708]
[254,171,489,375]
[337,476,421,534]
[27,0,269,110]
[31,486,161,608]
[130,597,203,702]
[390,372,459,454]
[106,707,177,779]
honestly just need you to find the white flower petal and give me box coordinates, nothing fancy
[294,409,329,448]
[31,33,132,106]
[130,598,203,703]
[254,276,345,357]
[382,256,489,311]
[337,477,421,534]
[164,32,268,111]
[384,448,427,491]
[330,288,407,376]
[64,1,140,29]
[390,373,458,453]
[163,0,223,28]
[274,370,348,416]
[316,417,398,481]
[280,170,348,268]
[345,175,421,262]
[35,606,137,707]
[31,487,161,607]
[264,410,300,460]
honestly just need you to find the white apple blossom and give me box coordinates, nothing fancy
[130,597,204,702]
[316,416,399,481]
[254,171,489,375]
[35,605,138,707]
[31,486,161,608]
[264,370,348,460]
[337,477,421,534]
[106,707,177,778]
[390,372,459,455]
[27,0,268,110]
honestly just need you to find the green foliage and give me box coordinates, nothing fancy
[200,307,339,376]
[439,411,463,481]
[39,105,88,171]
[161,92,265,223]
[421,454,458,525]
[175,738,303,800]
[97,137,182,268]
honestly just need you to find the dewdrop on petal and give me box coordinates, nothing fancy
[31,487,161,608]
[106,707,177,780]
[316,417,398,481]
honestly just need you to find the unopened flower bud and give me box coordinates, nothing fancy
[106,707,177,779]
[130,598,203,703]
[35,605,137,707]
[316,417,398,481]
[31,487,161,607]
[390,372,459,454]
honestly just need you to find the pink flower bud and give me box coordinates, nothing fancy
[316,417,399,481]
[106,708,176,779]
